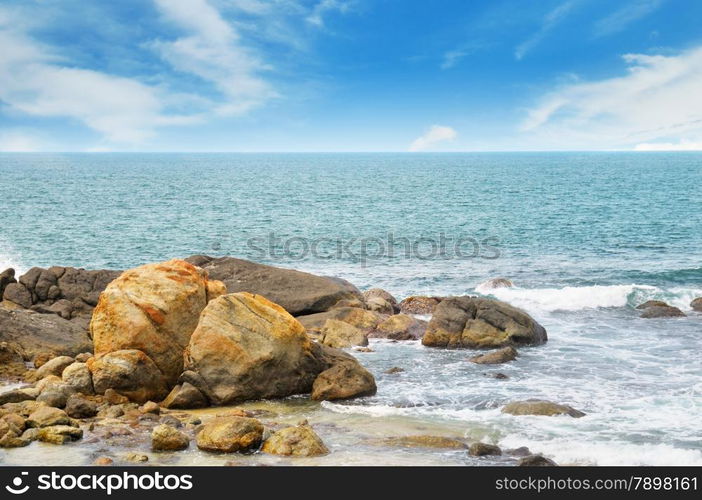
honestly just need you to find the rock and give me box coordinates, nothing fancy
[75,352,92,363]
[26,406,75,428]
[320,319,368,348]
[124,453,149,463]
[152,424,189,451]
[478,277,514,289]
[2,413,26,432]
[37,425,83,444]
[261,425,329,457]
[88,350,169,403]
[186,255,362,316]
[369,314,427,340]
[184,293,326,405]
[160,415,182,428]
[384,367,405,374]
[99,405,125,418]
[376,435,467,449]
[33,353,54,368]
[636,300,670,310]
[502,400,585,418]
[422,297,547,348]
[518,455,558,466]
[691,297,702,312]
[0,342,27,379]
[364,297,395,315]
[103,388,130,405]
[90,259,225,386]
[398,296,443,314]
[0,433,30,448]
[311,361,377,401]
[469,346,518,364]
[36,390,70,408]
[640,306,686,318]
[33,355,75,380]
[3,266,121,318]
[0,303,92,358]
[62,362,94,394]
[354,347,374,353]
[64,394,98,418]
[140,401,160,415]
[195,416,264,453]
[160,382,208,409]
[94,457,113,466]
[297,307,385,335]
[506,446,532,457]
[485,372,509,380]
[0,268,16,298]
[469,442,502,456]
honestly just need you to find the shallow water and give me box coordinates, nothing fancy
[0,153,700,465]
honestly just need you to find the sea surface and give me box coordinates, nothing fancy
[0,152,701,466]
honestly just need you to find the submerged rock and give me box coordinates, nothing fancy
[195,416,264,453]
[152,424,189,451]
[320,319,368,348]
[478,277,514,289]
[423,297,547,349]
[502,399,585,418]
[518,454,558,466]
[369,314,426,340]
[635,300,670,310]
[691,297,702,312]
[186,255,362,316]
[469,346,517,364]
[640,306,686,318]
[375,435,467,449]
[90,259,225,388]
[184,293,326,405]
[469,442,502,456]
[398,296,443,314]
[261,425,329,457]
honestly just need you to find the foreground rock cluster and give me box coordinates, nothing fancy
[3,256,652,465]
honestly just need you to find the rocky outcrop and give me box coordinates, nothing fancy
[636,300,671,310]
[89,259,225,390]
[640,306,686,318]
[261,424,329,457]
[297,307,385,335]
[320,319,368,348]
[469,346,517,364]
[184,293,325,405]
[422,297,547,348]
[311,361,377,401]
[2,266,121,319]
[185,255,362,316]
[502,399,585,418]
[88,350,169,403]
[195,416,264,453]
[0,269,16,299]
[398,296,444,314]
[691,297,702,312]
[0,342,27,379]
[0,303,92,357]
[369,314,426,340]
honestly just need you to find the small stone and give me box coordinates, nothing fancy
[196,416,264,453]
[261,425,329,457]
[469,442,502,456]
[384,367,405,374]
[94,457,113,466]
[502,399,585,418]
[37,425,83,444]
[140,401,160,415]
[152,424,189,451]
[124,452,149,463]
[26,406,75,428]
[104,389,130,405]
[469,346,518,365]
[65,394,98,419]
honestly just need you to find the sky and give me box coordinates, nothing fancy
[1,0,701,152]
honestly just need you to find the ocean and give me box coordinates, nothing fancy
[1,152,701,465]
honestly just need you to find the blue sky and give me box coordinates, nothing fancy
[1,0,701,152]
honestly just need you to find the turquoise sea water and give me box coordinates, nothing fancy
[0,152,701,465]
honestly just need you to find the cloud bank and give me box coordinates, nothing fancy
[409,125,458,152]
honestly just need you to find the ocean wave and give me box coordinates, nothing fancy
[0,243,26,276]
[475,284,702,312]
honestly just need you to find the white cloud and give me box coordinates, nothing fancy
[593,0,663,38]
[634,139,702,151]
[521,46,702,149]
[307,0,352,28]
[515,1,578,60]
[0,22,193,144]
[409,125,458,152]
[152,0,277,116]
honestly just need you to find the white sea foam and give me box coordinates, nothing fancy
[0,243,26,276]
[475,283,702,312]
